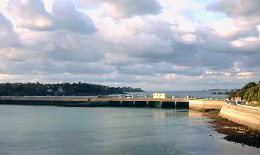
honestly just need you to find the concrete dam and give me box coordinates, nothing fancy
[0,96,190,108]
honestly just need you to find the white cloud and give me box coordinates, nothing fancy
[231,37,259,48]
[7,0,53,30]
[0,0,9,13]
[257,25,260,38]
[181,34,197,44]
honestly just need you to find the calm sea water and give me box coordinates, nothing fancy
[0,105,259,155]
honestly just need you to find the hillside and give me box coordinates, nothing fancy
[229,81,260,102]
[0,83,144,96]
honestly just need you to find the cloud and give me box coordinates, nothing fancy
[208,0,260,24]
[43,33,104,63]
[7,0,96,33]
[52,0,96,33]
[7,0,52,30]
[0,13,20,47]
[106,0,161,17]
[80,0,161,17]
[116,33,172,58]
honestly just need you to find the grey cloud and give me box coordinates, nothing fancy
[42,32,106,62]
[108,0,161,17]
[116,34,173,60]
[16,31,107,64]
[228,26,259,40]
[0,31,106,75]
[0,56,115,75]
[116,61,204,76]
[173,68,204,76]
[240,53,260,68]
[105,19,257,76]
[80,0,161,17]
[38,73,141,85]
[195,51,236,70]
[37,61,116,75]
[46,45,103,62]
[0,60,36,75]
[134,18,173,40]
[208,0,260,23]
[52,0,96,33]
[7,0,96,33]
[117,64,155,75]
[199,24,259,41]
[0,13,20,47]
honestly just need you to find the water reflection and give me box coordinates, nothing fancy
[189,110,204,118]
[0,106,259,155]
[153,109,192,121]
[153,111,166,121]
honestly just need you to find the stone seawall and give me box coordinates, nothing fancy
[0,96,189,108]
[219,105,260,131]
[189,99,227,111]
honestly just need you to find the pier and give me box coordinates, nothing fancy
[0,96,189,108]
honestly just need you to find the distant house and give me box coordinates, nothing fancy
[153,93,166,99]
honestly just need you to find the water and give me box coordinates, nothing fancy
[0,105,259,155]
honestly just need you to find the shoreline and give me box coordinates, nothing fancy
[204,110,260,148]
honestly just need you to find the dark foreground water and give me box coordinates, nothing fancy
[0,105,259,155]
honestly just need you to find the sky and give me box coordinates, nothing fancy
[0,0,260,91]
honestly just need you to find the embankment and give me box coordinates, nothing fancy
[0,96,189,108]
[204,111,260,148]
[189,99,226,111]
[219,105,260,131]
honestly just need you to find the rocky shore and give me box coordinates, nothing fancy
[204,110,260,148]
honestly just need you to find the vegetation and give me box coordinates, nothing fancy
[0,82,144,96]
[229,81,260,102]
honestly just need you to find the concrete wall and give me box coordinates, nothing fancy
[0,97,189,108]
[219,105,260,131]
[189,99,227,111]
[161,101,175,108]
[246,101,260,106]
[148,101,162,108]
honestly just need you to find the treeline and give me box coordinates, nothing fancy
[0,83,144,96]
[229,81,260,101]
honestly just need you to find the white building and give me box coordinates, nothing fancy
[153,93,166,99]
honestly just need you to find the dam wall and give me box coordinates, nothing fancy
[189,99,227,111]
[0,96,189,108]
[219,105,260,131]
